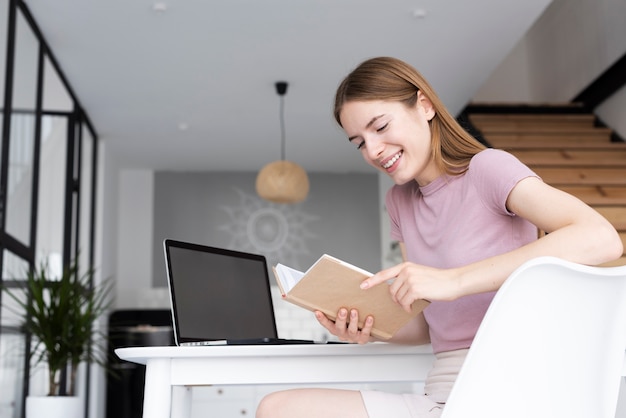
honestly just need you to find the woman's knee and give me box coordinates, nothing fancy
[256,391,287,418]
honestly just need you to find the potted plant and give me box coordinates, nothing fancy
[2,257,112,418]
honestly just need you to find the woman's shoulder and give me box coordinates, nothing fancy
[468,148,537,189]
[469,148,529,175]
[471,148,520,165]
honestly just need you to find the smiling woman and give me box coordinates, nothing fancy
[255,56,623,418]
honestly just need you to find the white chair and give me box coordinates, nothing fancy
[442,256,626,418]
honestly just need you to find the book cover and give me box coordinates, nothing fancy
[273,254,429,340]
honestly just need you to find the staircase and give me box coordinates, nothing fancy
[466,105,626,267]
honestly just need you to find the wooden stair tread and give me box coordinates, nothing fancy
[470,115,597,132]
[476,125,610,134]
[485,131,613,141]
[496,142,626,150]
[558,186,626,205]
[467,102,585,110]
[512,150,626,166]
[534,167,626,185]
[469,113,596,124]
[485,134,620,149]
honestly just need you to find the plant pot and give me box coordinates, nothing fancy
[26,396,82,418]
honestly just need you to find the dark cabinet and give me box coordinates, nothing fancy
[106,310,174,418]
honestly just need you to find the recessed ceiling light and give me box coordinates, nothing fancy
[178,122,189,131]
[412,8,427,18]
[153,2,167,12]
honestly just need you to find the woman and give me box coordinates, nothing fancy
[255,57,623,418]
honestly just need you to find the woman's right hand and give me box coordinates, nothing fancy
[314,308,375,344]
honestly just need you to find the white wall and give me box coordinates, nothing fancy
[470,41,534,104]
[115,170,165,308]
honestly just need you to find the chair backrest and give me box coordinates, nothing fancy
[442,256,626,418]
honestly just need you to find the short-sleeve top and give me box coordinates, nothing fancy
[385,148,539,353]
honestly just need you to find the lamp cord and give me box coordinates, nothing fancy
[279,94,286,160]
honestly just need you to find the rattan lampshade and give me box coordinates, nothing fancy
[256,160,309,203]
[256,81,310,204]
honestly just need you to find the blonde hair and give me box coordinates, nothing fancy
[334,57,485,175]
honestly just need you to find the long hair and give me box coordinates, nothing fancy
[334,57,485,175]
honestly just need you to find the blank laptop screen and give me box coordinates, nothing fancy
[165,240,278,344]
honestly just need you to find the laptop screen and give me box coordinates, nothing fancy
[164,239,278,345]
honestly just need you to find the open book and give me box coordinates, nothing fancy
[272,254,430,340]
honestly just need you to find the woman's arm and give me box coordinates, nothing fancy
[361,177,623,310]
[385,242,430,344]
[454,176,622,296]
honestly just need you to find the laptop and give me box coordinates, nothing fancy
[163,238,318,346]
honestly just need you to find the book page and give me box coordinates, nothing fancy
[315,254,373,276]
[274,264,305,293]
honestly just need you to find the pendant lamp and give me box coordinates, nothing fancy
[256,81,310,203]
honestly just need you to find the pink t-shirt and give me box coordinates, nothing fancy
[386,148,539,353]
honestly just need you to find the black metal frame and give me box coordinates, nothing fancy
[0,0,99,416]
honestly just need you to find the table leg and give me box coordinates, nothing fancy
[143,358,173,418]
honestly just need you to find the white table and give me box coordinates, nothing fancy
[115,343,434,418]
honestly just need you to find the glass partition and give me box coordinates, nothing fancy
[35,114,66,266]
[36,56,74,265]
[42,55,72,112]
[10,10,37,111]
[5,110,36,246]
[5,9,38,246]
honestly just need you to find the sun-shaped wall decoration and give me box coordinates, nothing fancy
[217,188,318,270]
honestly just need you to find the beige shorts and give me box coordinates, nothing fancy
[360,348,469,418]
[360,391,444,418]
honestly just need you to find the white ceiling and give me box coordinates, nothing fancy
[22,0,551,173]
